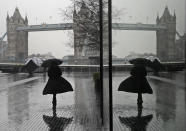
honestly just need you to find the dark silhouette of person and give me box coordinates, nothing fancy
[43,63,73,110]
[118,65,153,110]
[131,65,148,109]
[119,108,153,131]
[48,64,61,110]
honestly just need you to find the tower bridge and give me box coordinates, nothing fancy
[0,6,184,63]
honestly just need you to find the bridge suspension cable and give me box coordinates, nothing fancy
[176,31,182,38]
[0,32,8,53]
[0,32,7,42]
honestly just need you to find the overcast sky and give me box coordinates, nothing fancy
[0,0,185,58]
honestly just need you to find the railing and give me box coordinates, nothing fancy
[0,62,184,73]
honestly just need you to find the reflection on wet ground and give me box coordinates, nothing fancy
[113,71,186,131]
[0,72,103,131]
[0,71,185,130]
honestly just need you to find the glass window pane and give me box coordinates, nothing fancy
[112,0,186,130]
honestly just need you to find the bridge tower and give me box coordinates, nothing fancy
[156,6,176,62]
[6,7,28,62]
[73,2,89,59]
[73,2,100,62]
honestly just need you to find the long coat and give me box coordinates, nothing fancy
[43,66,73,95]
[118,65,153,94]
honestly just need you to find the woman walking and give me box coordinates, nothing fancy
[43,62,73,110]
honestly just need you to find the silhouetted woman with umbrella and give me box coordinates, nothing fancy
[43,61,73,110]
[118,58,153,110]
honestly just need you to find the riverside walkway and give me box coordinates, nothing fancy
[0,71,185,131]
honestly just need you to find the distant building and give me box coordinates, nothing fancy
[73,2,100,62]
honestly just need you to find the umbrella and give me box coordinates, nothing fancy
[129,58,156,72]
[43,115,73,131]
[41,59,63,68]
[151,59,164,72]
[129,58,153,66]
[25,57,43,66]
[119,114,153,131]
[24,59,39,74]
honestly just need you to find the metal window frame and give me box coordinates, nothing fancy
[99,0,113,130]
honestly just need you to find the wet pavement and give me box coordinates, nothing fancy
[113,71,186,131]
[0,71,185,131]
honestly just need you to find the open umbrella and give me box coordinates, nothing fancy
[41,58,63,68]
[24,59,39,75]
[129,58,153,66]
[130,58,164,73]
[119,114,153,131]
[151,59,164,72]
[130,57,156,72]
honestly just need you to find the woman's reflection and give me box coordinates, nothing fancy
[43,107,73,131]
[119,107,153,131]
[8,84,29,129]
